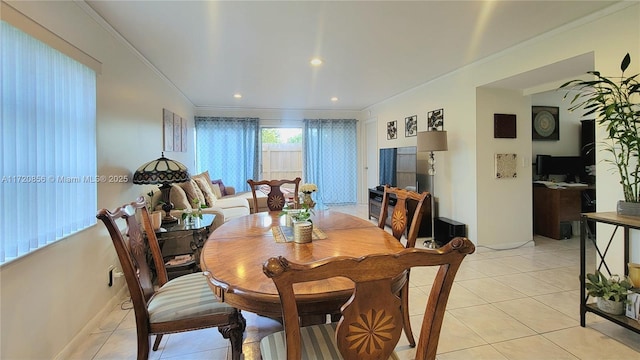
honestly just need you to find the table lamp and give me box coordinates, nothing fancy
[417,130,448,248]
[133,152,190,224]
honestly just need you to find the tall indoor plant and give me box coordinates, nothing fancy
[560,53,640,213]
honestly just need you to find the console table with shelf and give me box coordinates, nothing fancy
[368,188,432,237]
[580,212,640,334]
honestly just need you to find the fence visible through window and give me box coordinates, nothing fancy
[261,128,302,181]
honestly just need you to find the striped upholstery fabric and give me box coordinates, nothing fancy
[260,323,400,360]
[148,272,235,324]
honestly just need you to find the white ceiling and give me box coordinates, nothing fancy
[85,0,619,111]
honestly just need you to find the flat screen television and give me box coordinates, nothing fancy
[379,146,418,190]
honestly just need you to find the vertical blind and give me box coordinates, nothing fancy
[1,21,97,264]
[195,117,259,192]
[304,119,358,205]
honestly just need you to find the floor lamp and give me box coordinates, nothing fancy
[417,130,448,248]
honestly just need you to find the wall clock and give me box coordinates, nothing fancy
[532,106,559,140]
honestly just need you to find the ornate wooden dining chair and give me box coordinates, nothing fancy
[260,238,475,360]
[378,185,430,346]
[96,197,246,360]
[247,177,301,213]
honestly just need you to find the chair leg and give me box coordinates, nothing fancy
[152,334,163,351]
[137,330,150,360]
[401,283,416,347]
[219,310,246,360]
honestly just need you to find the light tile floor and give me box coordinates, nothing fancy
[70,205,640,359]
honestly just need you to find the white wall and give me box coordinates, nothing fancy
[366,3,640,252]
[0,1,195,358]
[476,88,532,248]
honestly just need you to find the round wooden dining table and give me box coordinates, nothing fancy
[200,210,406,320]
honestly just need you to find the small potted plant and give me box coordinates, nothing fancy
[182,198,204,226]
[585,270,633,315]
[280,203,314,243]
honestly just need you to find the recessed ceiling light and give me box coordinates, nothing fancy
[330,97,338,102]
[233,93,242,99]
[310,58,323,66]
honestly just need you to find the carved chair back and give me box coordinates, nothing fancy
[247,177,301,213]
[263,238,475,360]
[97,197,168,308]
[378,185,430,248]
[378,185,431,346]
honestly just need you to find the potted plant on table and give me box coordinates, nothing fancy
[182,198,204,226]
[280,203,314,243]
[560,53,640,215]
[585,270,632,315]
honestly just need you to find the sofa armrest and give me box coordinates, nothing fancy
[203,206,225,230]
[225,186,236,196]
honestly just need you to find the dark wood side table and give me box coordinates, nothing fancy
[152,214,216,280]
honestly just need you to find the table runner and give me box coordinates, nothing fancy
[272,225,327,243]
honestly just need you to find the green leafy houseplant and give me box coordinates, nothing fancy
[560,53,640,203]
[585,270,632,303]
[182,198,205,222]
[279,203,314,222]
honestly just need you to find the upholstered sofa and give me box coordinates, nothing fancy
[149,172,270,230]
[148,173,247,230]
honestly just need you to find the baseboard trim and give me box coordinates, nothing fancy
[477,240,535,251]
[53,286,128,360]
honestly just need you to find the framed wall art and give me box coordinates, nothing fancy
[163,108,174,152]
[494,113,517,138]
[163,108,187,152]
[427,108,444,130]
[495,153,517,179]
[405,115,417,137]
[387,120,398,140]
[532,106,559,141]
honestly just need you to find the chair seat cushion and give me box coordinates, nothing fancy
[260,323,400,360]
[148,272,236,324]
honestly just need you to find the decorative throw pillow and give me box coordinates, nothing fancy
[210,183,223,199]
[211,179,227,196]
[193,176,216,207]
[192,171,213,186]
[169,184,191,210]
[179,180,206,208]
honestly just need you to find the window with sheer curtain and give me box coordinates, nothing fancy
[1,21,97,265]
[304,119,358,205]
[195,117,260,192]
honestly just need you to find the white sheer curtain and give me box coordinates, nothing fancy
[1,21,97,264]
[304,119,358,205]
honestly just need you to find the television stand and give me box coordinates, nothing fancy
[368,188,432,238]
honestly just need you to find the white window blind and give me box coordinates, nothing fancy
[1,21,97,264]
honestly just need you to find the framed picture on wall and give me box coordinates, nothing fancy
[163,108,187,152]
[387,120,397,140]
[405,115,417,137]
[427,108,444,130]
[494,113,517,138]
[532,106,559,140]
[163,108,174,151]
